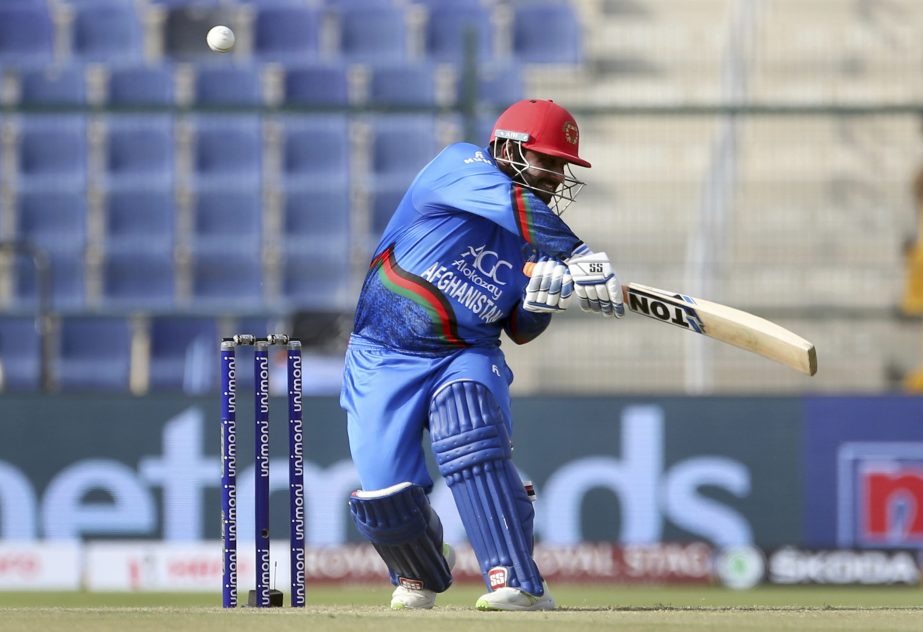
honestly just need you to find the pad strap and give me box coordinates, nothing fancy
[349,482,453,593]
[430,380,544,595]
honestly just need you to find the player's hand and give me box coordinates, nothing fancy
[522,256,574,313]
[566,252,624,318]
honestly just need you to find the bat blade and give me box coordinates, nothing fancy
[623,283,817,376]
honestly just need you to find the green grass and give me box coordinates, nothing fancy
[0,586,920,632]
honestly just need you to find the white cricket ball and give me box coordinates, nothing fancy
[207,25,235,53]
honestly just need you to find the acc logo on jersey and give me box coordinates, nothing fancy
[487,566,509,590]
[461,245,513,285]
[562,120,579,145]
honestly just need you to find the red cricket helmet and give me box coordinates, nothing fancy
[490,99,591,168]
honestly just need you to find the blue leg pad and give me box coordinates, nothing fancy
[429,380,544,595]
[349,482,453,593]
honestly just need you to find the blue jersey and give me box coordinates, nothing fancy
[352,143,584,354]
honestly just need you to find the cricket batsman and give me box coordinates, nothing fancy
[341,99,623,610]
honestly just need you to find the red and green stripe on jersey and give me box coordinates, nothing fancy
[511,185,537,244]
[370,245,468,348]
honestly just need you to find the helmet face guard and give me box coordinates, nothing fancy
[489,100,590,216]
[491,135,585,216]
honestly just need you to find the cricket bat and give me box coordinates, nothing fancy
[622,283,817,376]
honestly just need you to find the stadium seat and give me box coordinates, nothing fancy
[18,66,87,106]
[15,189,87,256]
[55,316,133,392]
[457,63,524,110]
[253,6,321,62]
[107,65,175,106]
[192,116,262,190]
[101,250,175,310]
[368,63,438,107]
[281,249,353,310]
[103,115,174,190]
[14,190,87,309]
[283,64,351,107]
[17,116,87,191]
[149,0,221,5]
[0,316,42,391]
[191,188,262,255]
[370,115,438,179]
[147,315,219,393]
[71,1,143,62]
[336,5,408,62]
[190,249,264,306]
[279,115,349,190]
[512,2,583,64]
[103,188,175,255]
[0,5,54,66]
[425,4,494,63]
[14,252,85,311]
[281,188,350,254]
[194,65,264,106]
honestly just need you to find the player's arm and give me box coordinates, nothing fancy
[503,303,552,344]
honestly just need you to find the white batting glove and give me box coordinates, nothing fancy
[523,256,574,313]
[566,251,625,318]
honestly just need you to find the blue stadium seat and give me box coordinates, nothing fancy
[190,250,264,306]
[101,250,175,310]
[280,186,351,308]
[147,315,219,393]
[19,66,87,106]
[478,64,525,107]
[253,6,320,62]
[336,5,408,62]
[0,317,42,391]
[281,249,353,310]
[71,1,143,62]
[14,189,87,309]
[103,188,175,255]
[457,63,524,110]
[368,63,437,107]
[192,116,262,190]
[425,5,493,63]
[512,2,583,64]
[191,189,261,255]
[17,116,87,191]
[55,316,133,392]
[370,115,437,179]
[104,115,174,190]
[16,189,87,256]
[281,188,350,254]
[108,64,175,106]
[0,5,54,66]
[283,64,350,107]
[149,0,221,5]
[14,251,85,311]
[279,115,349,189]
[194,64,264,106]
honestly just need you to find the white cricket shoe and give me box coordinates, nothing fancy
[389,543,456,610]
[390,586,437,610]
[475,582,556,611]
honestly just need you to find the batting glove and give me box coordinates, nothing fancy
[566,251,625,318]
[523,256,574,313]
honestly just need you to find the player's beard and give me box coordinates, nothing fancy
[516,172,558,204]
